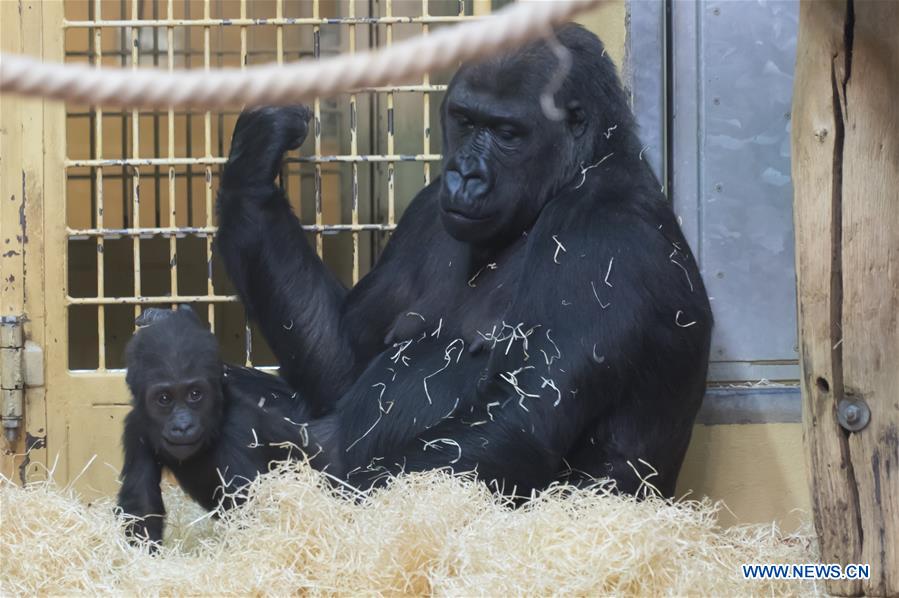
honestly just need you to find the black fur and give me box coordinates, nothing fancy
[117,306,336,546]
[213,26,712,497]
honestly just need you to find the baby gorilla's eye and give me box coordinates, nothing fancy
[188,389,203,402]
[157,392,172,406]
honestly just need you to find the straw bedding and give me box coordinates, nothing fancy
[1,461,819,596]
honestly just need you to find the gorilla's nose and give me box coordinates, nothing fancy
[446,155,491,204]
[444,170,465,196]
[169,421,197,439]
[462,175,490,201]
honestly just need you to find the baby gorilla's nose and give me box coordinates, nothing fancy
[170,421,196,437]
[166,410,202,444]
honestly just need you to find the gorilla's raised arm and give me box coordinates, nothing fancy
[215,107,354,414]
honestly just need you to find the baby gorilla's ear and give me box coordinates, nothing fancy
[135,307,175,327]
[177,303,202,323]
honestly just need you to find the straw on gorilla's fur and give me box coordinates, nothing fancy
[1,461,819,596]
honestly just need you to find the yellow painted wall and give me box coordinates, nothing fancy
[576,0,628,68]
[679,424,810,531]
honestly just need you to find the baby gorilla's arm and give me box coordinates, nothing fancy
[117,411,166,548]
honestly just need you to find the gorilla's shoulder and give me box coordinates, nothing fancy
[536,185,675,248]
[399,178,442,220]
[354,177,457,293]
[380,178,450,254]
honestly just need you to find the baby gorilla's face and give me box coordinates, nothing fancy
[143,377,220,461]
[125,306,225,462]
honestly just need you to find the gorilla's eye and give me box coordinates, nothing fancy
[157,392,172,406]
[495,126,520,142]
[188,389,203,402]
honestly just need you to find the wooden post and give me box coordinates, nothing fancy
[792,1,898,595]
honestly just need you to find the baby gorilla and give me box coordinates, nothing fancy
[117,305,334,546]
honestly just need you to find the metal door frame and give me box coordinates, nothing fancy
[0,0,62,483]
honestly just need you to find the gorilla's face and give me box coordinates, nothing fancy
[125,307,225,462]
[142,376,222,461]
[438,72,580,247]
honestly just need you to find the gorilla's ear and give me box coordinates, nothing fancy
[566,100,588,138]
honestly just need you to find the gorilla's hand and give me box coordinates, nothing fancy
[223,105,312,187]
[123,514,163,552]
[234,105,311,151]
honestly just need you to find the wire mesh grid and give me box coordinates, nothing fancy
[63,0,478,371]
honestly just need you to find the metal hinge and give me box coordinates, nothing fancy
[1,315,43,443]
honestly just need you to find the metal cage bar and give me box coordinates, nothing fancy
[385,0,395,229]
[66,154,441,166]
[238,0,251,365]
[63,16,479,28]
[131,0,143,346]
[63,0,474,371]
[93,0,106,370]
[167,0,177,307]
[421,0,432,186]
[348,1,360,284]
[312,0,323,259]
[204,0,217,342]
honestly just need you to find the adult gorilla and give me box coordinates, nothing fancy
[215,25,712,496]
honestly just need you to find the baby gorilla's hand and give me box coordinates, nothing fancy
[123,513,163,552]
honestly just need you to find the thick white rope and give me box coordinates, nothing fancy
[0,0,602,110]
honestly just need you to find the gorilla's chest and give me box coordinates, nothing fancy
[387,242,526,351]
[341,243,536,463]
